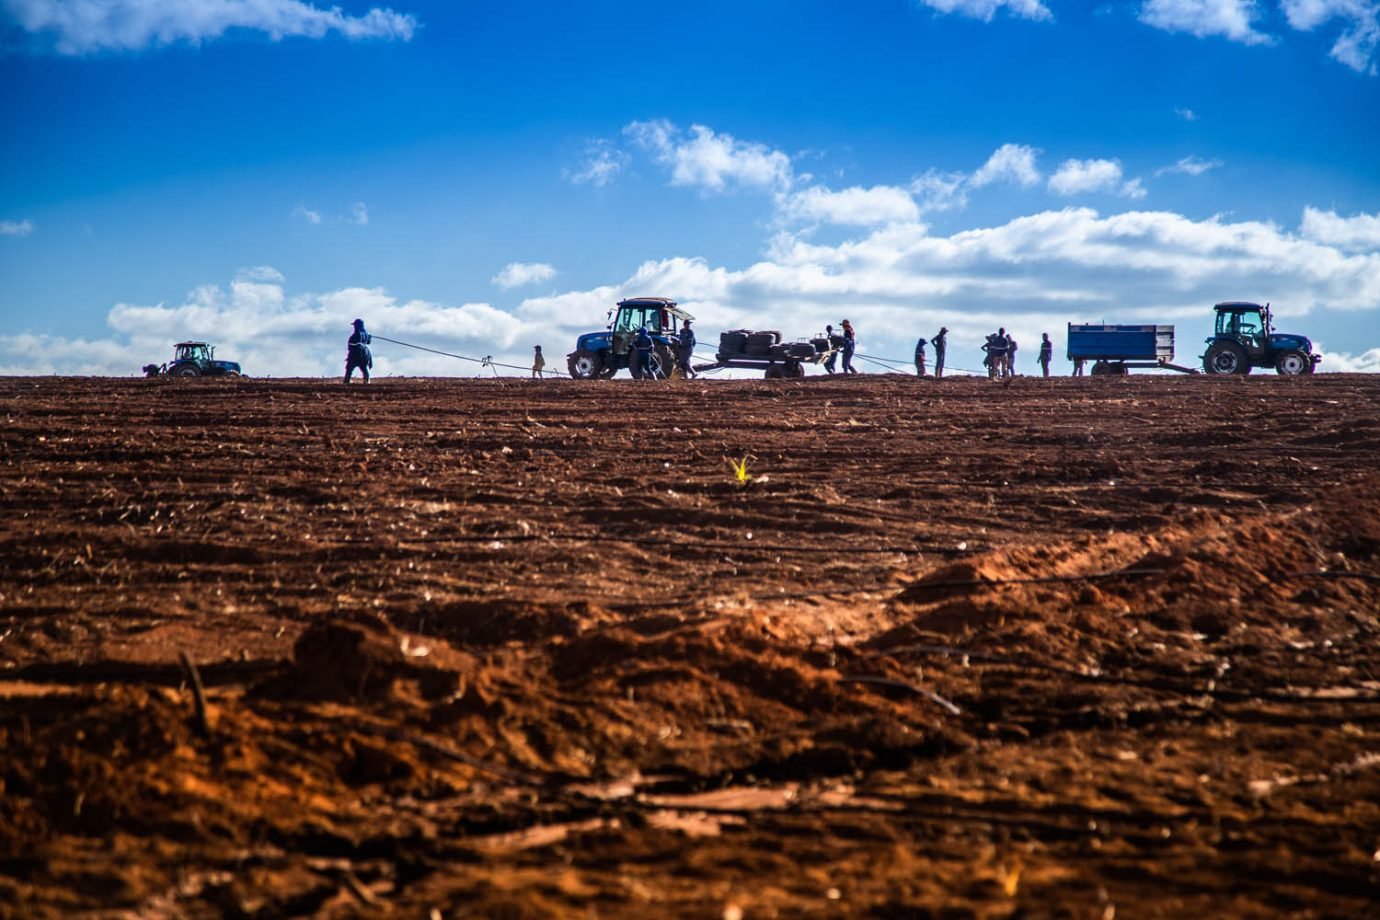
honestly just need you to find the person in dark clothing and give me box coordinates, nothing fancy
[632,326,654,379]
[823,324,842,374]
[1038,333,1053,377]
[840,319,857,374]
[1005,332,1018,378]
[345,318,372,383]
[914,336,928,377]
[676,320,697,379]
[932,327,947,378]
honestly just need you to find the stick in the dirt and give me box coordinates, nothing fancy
[840,674,963,715]
[178,650,211,737]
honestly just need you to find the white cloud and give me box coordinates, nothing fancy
[1320,345,1380,372]
[566,139,630,187]
[1300,206,1380,251]
[492,262,557,289]
[291,206,321,225]
[1,218,34,236]
[916,0,1053,21]
[348,202,369,226]
[778,185,920,226]
[1156,155,1223,176]
[971,143,1042,188]
[909,170,971,213]
[1174,106,1199,121]
[236,265,285,283]
[1048,158,1146,198]
[1281,0,1380,73]
[2,0,417,54]
[625,120,794,193]
[1139,0,1273,44]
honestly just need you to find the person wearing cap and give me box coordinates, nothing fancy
[532,345,546,379]
[914,335,928,377]
[344,318,372,384]
[932,326,948,378]
[840,319,857,374]
[632,325,654,379]
[676,319,697,379]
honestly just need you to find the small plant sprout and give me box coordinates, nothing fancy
[727,455,752,484]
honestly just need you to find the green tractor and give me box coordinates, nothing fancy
[1202,302,1321,376]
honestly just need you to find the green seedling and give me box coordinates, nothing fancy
[727,455,752,484]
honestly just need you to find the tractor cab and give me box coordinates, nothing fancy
[174,342,214,364]
[1213,303,1268,356]
[609,297,692,357]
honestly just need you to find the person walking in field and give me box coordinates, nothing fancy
[1038,333,1052,377]
[932,326,947,378]
[677,319,697,379]
[532,345,545,379]
[632,326,654,379]
[823,324,841,374]
[344,318,372,384]
[841,319,858,374]
[914,335,928,377]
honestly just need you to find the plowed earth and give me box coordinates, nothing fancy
[2,373,1380,919]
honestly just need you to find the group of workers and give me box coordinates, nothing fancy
[346,316,1060,383]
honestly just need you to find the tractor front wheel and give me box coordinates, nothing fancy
[1205,342,1249,375]
[567,350,604,379]
[173,364,202,378]
[1275,350,1312,376]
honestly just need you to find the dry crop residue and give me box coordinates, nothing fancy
[1,373,1378,918]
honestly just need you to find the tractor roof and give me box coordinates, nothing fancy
[1213,302,1265,312]
[617,297,695,322]
[175,341,210,348]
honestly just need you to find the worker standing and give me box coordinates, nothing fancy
[344,318,372,384]
[1038,333,1052,377]
[676,320,697,379]
[632,326,654,379]
[932,327,947,378]
[983,329,1008,379]
[823,324,841,374]
[1006,332,1018,377]
[914,336,928,377]
[532,345,545,379]
[841,319,857,374]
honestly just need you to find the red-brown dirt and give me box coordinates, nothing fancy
[2,373,1378,918]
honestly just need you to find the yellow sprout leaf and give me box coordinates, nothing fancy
[727,455,752,484]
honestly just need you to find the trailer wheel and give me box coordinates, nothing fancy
[568,350,604,379]
[764,366,784,380]
[1204,341,1249,375]
[1275,350,1311,376]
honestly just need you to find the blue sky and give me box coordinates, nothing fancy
[2,0,1379,377]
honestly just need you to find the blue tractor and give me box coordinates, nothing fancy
[146,341,243,378]
[1202,302,1321,376]
[567,297,692,379]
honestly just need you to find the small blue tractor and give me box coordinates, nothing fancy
[1203,302,1321,376]
[143,341,243,378]
[567,297,690,379]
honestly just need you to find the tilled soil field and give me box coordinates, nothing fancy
[2,372,1379,919]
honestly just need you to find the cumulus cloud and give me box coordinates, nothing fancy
[291,206,322,225]
[1,218,35,236]
[1139,0,1273,44]
[1156,155,1223,176]
[236,265,285,282]
[971,143,1042,188]
[1300,206,1380,251]
[7,203,1377,377]
[492,262,557,289]
[1320,345,1380,372]
[624,120,794,193]
[565,139,629,187]
[1281,0,1380,73]
[778,185,920,227]
[915,0,1053,21]
[2,0,418,54]
[909,170,971,213]
[1048,158,1147,198]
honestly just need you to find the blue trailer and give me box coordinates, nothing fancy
[1066,323,1198,375]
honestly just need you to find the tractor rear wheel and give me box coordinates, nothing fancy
[1275,350,1312,376]
[173,364,201,378]
[652,344,674,380]
[1205,341,1249,375]
[764,366,784,379]
[567,350,603,379]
